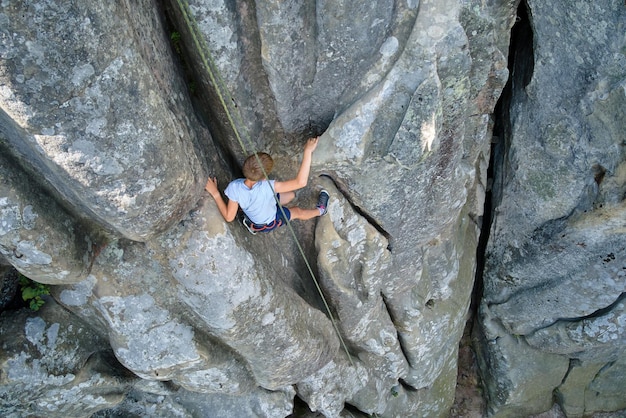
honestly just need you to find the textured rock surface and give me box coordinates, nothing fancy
[0,300,134,417]
[0,152,90,284]
[477,0,626,416]
[0,0,204,241]
[0,266,19,309]
[1,0,624,417]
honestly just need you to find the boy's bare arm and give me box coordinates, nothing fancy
[205,177,239,222]
[274,137,319,193]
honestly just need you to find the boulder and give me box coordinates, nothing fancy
[0,0,204,242]
[478,0,626,415]
[0,152,90,284]
[0,0,519,415]
[0,300,133,417]
[54,237,262,395]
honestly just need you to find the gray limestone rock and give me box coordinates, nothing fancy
[478,0,626,415]
[314,180,405,415]
[296,355,368,417]
[0,0,516,415]
[554,358,626,418]
[473,307,569,418]
[0,300,134,417]
[93,384,296,418]
[160,198,340,390]
[0,152,91,284]
[1,0,623,416]
[0,0,204,242]
[526,293,626,362]
[55,239,261,395]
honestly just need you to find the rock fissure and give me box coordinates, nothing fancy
[559,358,582,386]
[380,290,413,368]
[563,292,626,324]
[475,0,537,309]
[319,173,393,252]
[489,290,626,339]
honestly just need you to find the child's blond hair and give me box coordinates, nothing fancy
[242,152,273,181]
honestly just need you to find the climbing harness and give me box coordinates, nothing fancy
[241,212,284,234]
[175,0,358,373]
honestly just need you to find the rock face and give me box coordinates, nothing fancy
[0,0,204,243]
[0,299,133,417]
[475,0,626,417]
[0,0,624,417]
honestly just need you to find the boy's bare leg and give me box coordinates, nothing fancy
[289,207,321,220]
[279,191,296,205]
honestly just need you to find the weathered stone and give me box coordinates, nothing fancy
[256,0,419,134]
[489,202,626,337]
[93,384,296,418]
[314,179,405,414]
[308,1,511,414]
[161,197,340,390]
[0,0,204,241]
[3,0,623,416]
[296,355,367,417]
[165,0,284,162]
[583,357,626,414]
[52,197,339,397]
[0,152,90,284]
[525,278,626,362]
[55,240,259,395]
[555,360,614,418]
[0,300,133,417]
[2,0,516,414]
[473,307,569,418]
[478,0,626,414]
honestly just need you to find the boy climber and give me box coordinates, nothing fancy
[205,137,329,234]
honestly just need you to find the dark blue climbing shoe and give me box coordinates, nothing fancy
[317,190,330,216]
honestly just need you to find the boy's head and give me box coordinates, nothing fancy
[242,152,273,181]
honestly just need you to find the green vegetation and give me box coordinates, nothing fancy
[169,30,197,94]
[19,275,50,311]
[170,31,182,54]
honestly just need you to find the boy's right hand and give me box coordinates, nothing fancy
[205,177,219,196]
[304,136,319,154]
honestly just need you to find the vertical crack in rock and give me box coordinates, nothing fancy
[381,291,412,367]
[489,0,535,209]
[510,1,534,92]
[559,358,582,386]
[319,173,393,252]
[476,0,535,305]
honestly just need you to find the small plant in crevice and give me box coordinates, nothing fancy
[170,31,182,54]
[187,80,196,94]
[167,28,199,96]
[19,275,50,311]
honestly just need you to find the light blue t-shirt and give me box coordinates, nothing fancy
[225,179,277,224]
